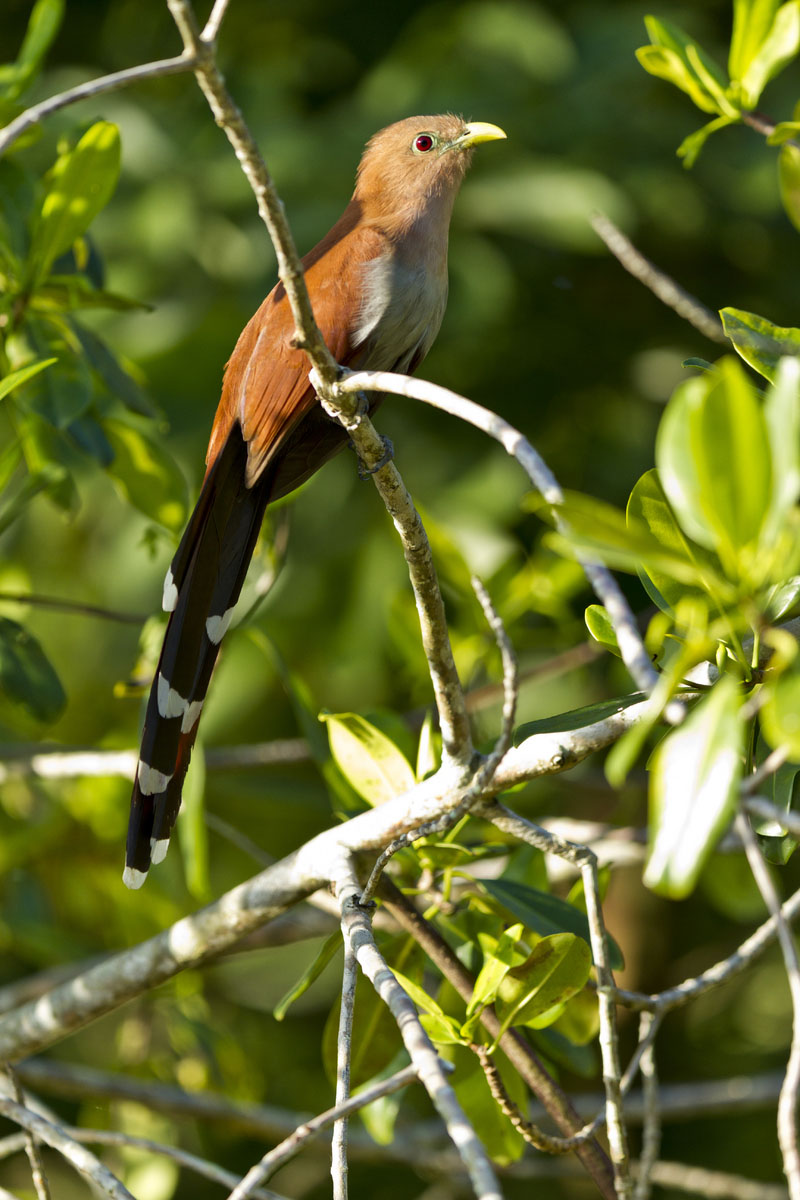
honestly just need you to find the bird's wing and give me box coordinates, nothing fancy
[206,214,388,488]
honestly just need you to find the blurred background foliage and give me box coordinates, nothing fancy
[1,0,799,1196]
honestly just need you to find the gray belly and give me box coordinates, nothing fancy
[353,253,448,374]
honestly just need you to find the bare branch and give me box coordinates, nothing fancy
[737,812,800,1199]
[645,1159,789,1200]
[0,592,146,623]
[332,939,357,1200]
[0,1126,286,1200]
[589,211,727,344]
[2,1068,50,1200]
[0,55,196,157]
[633,1012,661,1200]
[616,882,800,1014]
[0,1097,133,1200]
[335,862,504,1200]
[226,1065,422,1200]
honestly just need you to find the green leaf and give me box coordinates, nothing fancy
[514,692,646,743]
[450,1045,526,1165]
[763,357,800,542]
[274,931,342,1021]
[464,924,528,1030]
[494,933,592,1039]
[761,660,800,757]
[751,732,799,863]
[655,359,772,563]
[320,712,416,806]
[13,345,92,429]
[31,274,148,314]
[28,121,121,284]
[627,468,728,614]
[481,877,624,969]
[740,1,800,106]
[636,44,722,113]
[767,119,800,144]
[391,969,467,1046]
[721,306,800,381]
[645,676,744,898]
[0,358,57,403]
[584,604,621,656]
[779,143,800,233]
[2,0,64,101]
[0,616,66,725]
[69,323,155,417]
[416,708,439,780]
[637,15,730,115]
[677,115,739,168]
[545,490,729,592]
[730,0,780,84]
[178,740,209,901]
[16,0,64,72]
[103,418,188,533]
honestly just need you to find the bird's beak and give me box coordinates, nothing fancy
[453,122,507,150]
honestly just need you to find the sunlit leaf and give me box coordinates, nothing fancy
[29,121,121,283]
[628,468,727,614]
[677,115,739,168]
[2,0,64,101]
[729,0,781,84]
[494,932,592,1039]
[645,676,743,897]
[584,604,621,656]
[0,357,56,403]
[761,660,800,757]
[320,712,416,806]
[740,1,800,106]
[763,357,800,542]
[779,143,800,233]
[720,306,800,382]
[656,359,772,564]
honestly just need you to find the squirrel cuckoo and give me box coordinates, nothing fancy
[124,114,506,888]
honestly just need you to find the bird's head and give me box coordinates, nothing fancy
[354,114,506,229]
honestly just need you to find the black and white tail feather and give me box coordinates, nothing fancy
[124,427,271,888]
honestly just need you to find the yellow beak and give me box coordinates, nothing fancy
[458,122,507,149]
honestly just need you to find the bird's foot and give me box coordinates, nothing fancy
[356,435,394,479]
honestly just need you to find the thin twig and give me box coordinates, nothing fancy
[201,0,232,42]
[332,939,357,1200]
[335,861,503,1200]
[2,1068,50,1200]
[0,55,197,157]
[737,812,800,1199]
[0,592,146,623]
[589,211,727,344]
[0,1097,133,1200]
[633,1012,661,1200]
[225,1065,424,1200]
[645,1159,789,1200]
[0,1127,285,1200]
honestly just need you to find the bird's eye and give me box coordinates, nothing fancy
[412,133,436,154]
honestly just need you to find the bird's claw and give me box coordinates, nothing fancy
[356,436,394,479]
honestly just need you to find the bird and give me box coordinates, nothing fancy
[124,114,506,889]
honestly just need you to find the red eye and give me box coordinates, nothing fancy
[413,133,435,153]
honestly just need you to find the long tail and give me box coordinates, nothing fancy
[124,426,271,888]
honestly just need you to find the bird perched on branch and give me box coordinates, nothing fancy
[124,113,506,889]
